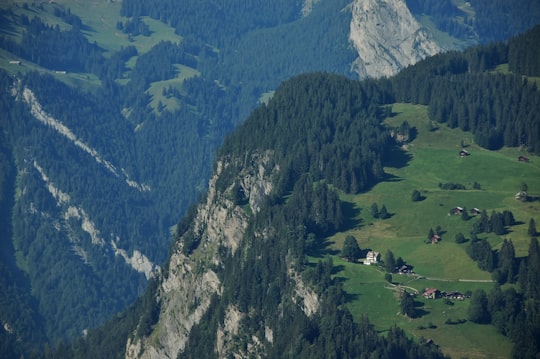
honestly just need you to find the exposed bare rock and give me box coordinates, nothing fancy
[19,86,149,191]
[216,305,244,357]
[349,0,443,78]
[289,267,320,317]
[238,150,277,214]
[33,159,158,276]
[125,151,278,359]
[302,0,321,17]
[111,241,157,280]
[124,149,323,358]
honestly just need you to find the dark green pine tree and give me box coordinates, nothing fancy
[371,202,379,219]
[481,240,495,272]
[427,227,435,241]
[341,235,361,263]
[384,249,396,273]
[496,239,516,284]
[478,209,490,233]
[461,206,470,221]
[411,189,421,202]
[518,260,528,293]
[379,204,389,219]
[528,218,537,237]
[502,210,515,226]
[400,291,415,318]
[468,289,490,324]
[455,232,467,244]
[526,237,540,299]
[491,211,505,235]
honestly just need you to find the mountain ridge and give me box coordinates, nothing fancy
[119,34,540,358]
[1,0,540,356]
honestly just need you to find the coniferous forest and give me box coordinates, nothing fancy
[0,1,540,358]
[32,27,540,358]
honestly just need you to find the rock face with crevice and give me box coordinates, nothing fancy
[349,0,443,78]
[125,151,287,359]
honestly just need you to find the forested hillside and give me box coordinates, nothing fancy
[1,0,540,357]
[38,27,540,358]
[391,27,540,153]
[0,0,374,349]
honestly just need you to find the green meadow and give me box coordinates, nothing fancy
[0,0,193,97]
[328,103,540,358]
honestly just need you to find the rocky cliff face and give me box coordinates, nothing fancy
[126,150,318,359]
[349,0,443,78]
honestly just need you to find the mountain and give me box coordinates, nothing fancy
[1,0,540,355]
[70,29,540,358]
[350,0,443,78]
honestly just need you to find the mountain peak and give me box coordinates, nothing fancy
[349,0,443,78]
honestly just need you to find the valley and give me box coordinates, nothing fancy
[1,0,540,357]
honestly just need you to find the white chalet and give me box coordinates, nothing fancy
[364,251,380,265]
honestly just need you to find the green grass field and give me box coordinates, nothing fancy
[328,103,539,358]
[0,0,190,94]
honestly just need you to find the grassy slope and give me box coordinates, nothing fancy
[0,0,191,107]
[328,103,540,358]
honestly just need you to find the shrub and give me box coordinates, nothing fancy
[455,232,468,244]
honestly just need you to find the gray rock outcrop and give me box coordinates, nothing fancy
[349,0,443,78]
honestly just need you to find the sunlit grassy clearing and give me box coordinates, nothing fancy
[327,103,538,357]
[146,65,201,113]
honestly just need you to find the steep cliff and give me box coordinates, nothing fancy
[349,0,443,78]
[123,72,380,358]
[125,151,320,358]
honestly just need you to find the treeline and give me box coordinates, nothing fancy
[1,6,539,355]
[0,16,101,73]
[405,0,475,40]
[116,16,151,37]
[129,40,198,87]
[391,28,540,153]
[37,69,450,357]
[0,69,158,343]
[0,38,238,343]
[0,10,202,88]
[0,6,248,346]
[508,25,540,77]
[36,279,159,359]
[32,33,540,355]
[452,204,540,357]
[455,209,518,280]
[466,238,540,358]
[469,0,540,43]
[0,11,133,83]
[213,0,357,94]
[220,73,391,194]
[404,0,540,44]
[120,0,301,47]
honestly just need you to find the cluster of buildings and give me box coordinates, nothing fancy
[422,288,467,301]
[450,206,481,216]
